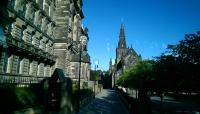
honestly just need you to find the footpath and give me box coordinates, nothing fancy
[78,89,129,114]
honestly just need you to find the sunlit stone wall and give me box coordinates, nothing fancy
[0,0,56,77]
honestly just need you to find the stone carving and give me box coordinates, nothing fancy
[39,37,47,50]
[32,34,40,47]
[41,17,48,32]
[80,36,87,50]
[22,29,28,40]
[49,2,55,17]
[14,0,24,12]
[34,11,42,27]
[47,22,54,36]
[25,2,34,21]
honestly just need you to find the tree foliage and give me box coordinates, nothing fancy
[117,31,200,92]
[117,60,155,89]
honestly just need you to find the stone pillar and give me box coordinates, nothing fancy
[22,28,32,44]
[50,64,55,76]
[34,11,42,28]
[6,55,19,74]
[39,37,47,51]
[49,2,55,17]
[53,0,71,75]
[11,23,22,39]
[81,63,85,79]
[47,22,54,36]
[41,17,48,32]
[44,65,50,77]
[73,14,81,41]
[14,0,24,12]
[19,58,30,75]
[54,47,66,71]
[32,32,40,48]
[46,40,51,53]
[43,0,49,15]
[36,0,43,9]
[29,61,38,76]
[87,64,91,81]
[0,52,6,73]
[25,2,34,22]
[37,63,44,76]
[65,50,71,76]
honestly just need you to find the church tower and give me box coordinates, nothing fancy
[116,23,127,63]
[118,23,126,48]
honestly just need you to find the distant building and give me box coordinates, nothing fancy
[109,23,141,87]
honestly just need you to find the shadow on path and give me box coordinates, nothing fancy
[78,89,129,114]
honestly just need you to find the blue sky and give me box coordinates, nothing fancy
[82,0,200,70]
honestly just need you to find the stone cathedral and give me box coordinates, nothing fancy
[109,23,140,86]
[0,0,90,83]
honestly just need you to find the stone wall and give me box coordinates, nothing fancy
[53,0,91,81]
[0,0,56,77]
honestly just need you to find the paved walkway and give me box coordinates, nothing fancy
[78,89,129,114]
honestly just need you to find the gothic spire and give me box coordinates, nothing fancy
[109,58,112,68]
[118,23,126,48]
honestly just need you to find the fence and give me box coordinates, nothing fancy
[0,73,45,88]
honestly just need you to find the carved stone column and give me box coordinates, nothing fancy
[11,23,22,39]
[29,61,38,76]
[19,58,30,75]
[45,40,52,53]
[49,2,55,18]
[22,28,31,44]
[44,65,50,77]
[32,32,40,48]
[25,2,34,22]
[47,22,54,36]
[34,11,42,28]
[14,0,24,12]
[37,63,44,76]
[41,17,48,32]
[73,14,81,41]
[0,52,6,73]
[43,0,49,15]
[39,37,47,51]
[6,55,19,74]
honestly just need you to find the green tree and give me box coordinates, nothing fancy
[117,60,155,89]
[155,31,200,92]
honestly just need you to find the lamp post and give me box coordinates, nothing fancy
[68,35,87,112]
[78,35,87,111]
[94,59,99,98]
[77,42,81,112]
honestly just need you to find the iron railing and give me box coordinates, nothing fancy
[0,73,46,88]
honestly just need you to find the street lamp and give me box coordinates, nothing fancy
[68,35,87,112]
[94,59,99,98]
[78,35,87,111]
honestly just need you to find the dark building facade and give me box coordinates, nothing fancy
[53,0,90,81]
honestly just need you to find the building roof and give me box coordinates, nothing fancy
[118,23,126,48]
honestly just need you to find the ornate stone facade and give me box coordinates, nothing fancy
[0,0,56,77]
[0,0,90,83]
